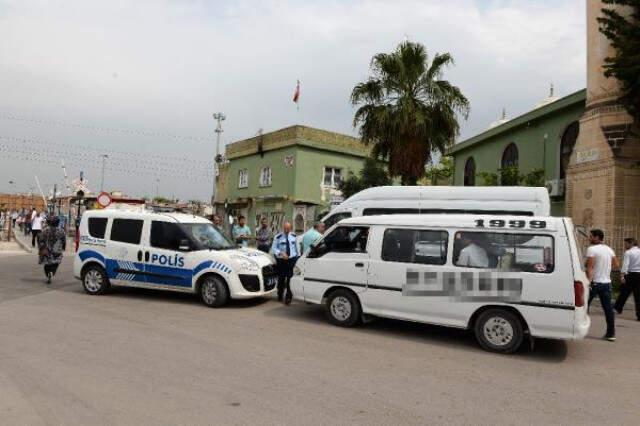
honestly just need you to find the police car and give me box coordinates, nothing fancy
[73,207,277,307]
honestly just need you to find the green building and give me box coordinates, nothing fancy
[214,125,368,234]
[448,88,586,216]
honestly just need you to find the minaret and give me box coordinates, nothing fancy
[565,0,639,252]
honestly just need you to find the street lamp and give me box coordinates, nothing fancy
[212,112,226,205]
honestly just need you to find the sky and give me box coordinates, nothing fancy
[0,0,586,201]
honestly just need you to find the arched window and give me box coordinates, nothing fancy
[463,157,476,186]
[501,143,519,169]
[560,121,579,179]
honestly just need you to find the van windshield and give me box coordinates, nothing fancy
[181,223,234,250]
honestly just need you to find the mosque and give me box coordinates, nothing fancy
[449,0,639,252]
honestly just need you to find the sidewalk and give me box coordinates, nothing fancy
[12,228,36,254]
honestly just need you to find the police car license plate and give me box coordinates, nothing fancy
[266,276,278,287]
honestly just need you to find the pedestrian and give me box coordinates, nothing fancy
[586,229,619,341]
[11,209,18,227]
[31,210,44,247]
[301,221,326,254]
[232,215,251,248]
[23,211,31,236]
[37,216,66,284]
[212,214,222,229]
[614,238,640,320]
[255,216,273,253]
[271,222,299,305]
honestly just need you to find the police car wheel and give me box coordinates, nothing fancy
[82,265,110,295]
[200,276,229,308]
[325,289,361,327]
[474,309,524,354]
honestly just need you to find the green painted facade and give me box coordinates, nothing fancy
[215,125,368,234]
[449,89,586,216]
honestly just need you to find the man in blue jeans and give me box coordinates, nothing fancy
[586,229,619,341]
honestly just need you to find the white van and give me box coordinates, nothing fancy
[321,186,551,229]
[73,208,277,307]
[290,214,590,353]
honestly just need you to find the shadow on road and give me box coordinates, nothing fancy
[266,302,568,362]
[94,286,272,309]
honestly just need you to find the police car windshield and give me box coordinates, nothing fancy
[182,223,234,250]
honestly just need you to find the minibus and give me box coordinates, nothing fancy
[290,214,589,353]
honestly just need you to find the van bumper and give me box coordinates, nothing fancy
[573,313,591,340]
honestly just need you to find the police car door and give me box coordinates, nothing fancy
[304,225,370,293]
[105,218,147,284]
[144,220,193,289]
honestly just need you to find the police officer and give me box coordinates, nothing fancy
[271,222,299,305]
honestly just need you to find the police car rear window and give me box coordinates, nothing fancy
[110,219,143,245]
[88,218,107,239]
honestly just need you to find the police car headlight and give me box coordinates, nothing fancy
[230,255,259,272]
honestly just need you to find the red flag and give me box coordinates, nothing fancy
[292,80,300,103]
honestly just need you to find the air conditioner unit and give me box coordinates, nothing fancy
[545,179,565,197]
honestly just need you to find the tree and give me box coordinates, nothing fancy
[425,156,454,185]
[351,41,470,185]
[338,157,391,199]
[598,0,640,122]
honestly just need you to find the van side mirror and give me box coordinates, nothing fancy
[178,239,191,251]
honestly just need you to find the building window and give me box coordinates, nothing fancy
[464,157,476,186]
[560,121,579,180]
[501,143,519,169]
[238,169,249,188]
[323,167,342,188]
[259,167,272,187]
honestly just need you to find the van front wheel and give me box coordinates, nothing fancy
[474,309,524,354]
[325,289,361,327]
[200,276,229,308]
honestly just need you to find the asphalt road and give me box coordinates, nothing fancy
[1,248,639,425]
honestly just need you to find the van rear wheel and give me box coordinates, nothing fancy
[325,289,361,327]
[200,276,229,308]
[474,309,524,354]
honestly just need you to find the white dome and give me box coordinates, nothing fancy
[534,84,559,109]
[488,108,509,129]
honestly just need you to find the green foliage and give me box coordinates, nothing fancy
[153,196,171,204]
[598,0,640,122]
[477,167,545,187]
[338,157,391,199]
[351,41,470,185]
[425,156,454,185]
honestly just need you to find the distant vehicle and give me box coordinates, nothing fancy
[291,213,589,353]
[320,186,551,229]
[74,208,277,307]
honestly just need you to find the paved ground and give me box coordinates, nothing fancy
[1,249,639,425]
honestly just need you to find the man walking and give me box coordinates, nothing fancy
[614,238,640,320]
[255,217,272,253]
[271,222,299,305]
[31,210,44,248]
[586,229,619,341]
[301,221,325,254]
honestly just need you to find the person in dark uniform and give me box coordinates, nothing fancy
[271,222,299,305]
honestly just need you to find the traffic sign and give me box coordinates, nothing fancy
[97,192,112,208]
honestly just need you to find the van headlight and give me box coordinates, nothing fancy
[230,255,259,272]
[293,266,301,276]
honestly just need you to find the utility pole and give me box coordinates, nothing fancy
[100,154,109,192]
[212,112,226,205]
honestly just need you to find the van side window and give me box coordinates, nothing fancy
[310,226,369,258]
[322,212,351,229]
[453,232,554,273]
[151,221,190,251]
[110,219,143,245]
[88,217,108,238]
[382,229,448,265]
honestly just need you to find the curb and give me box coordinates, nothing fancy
[12,232,34,254]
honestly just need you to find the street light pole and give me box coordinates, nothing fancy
[100,154,109,192]
[212,112,226,205]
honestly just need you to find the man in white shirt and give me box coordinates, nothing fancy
[586,229,619,341]
[31,211,44,248]
[614,238,640,320]
[457,234,489,268]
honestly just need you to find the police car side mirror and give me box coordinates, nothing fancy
[178,239,191,251]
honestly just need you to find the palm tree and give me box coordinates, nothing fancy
[351,41,470,185]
